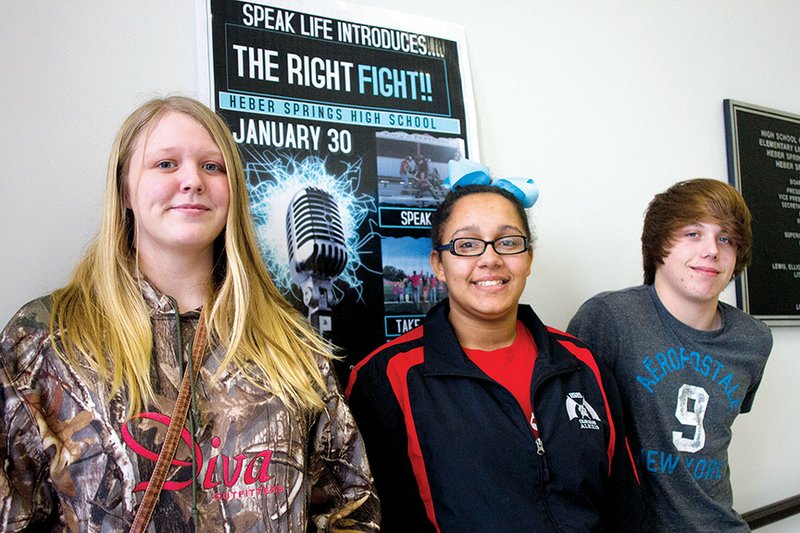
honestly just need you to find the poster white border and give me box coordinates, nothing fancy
[196,0,479,159]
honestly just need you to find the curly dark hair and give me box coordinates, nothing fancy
[429,184,533,249]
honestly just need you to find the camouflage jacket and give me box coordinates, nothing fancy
[0,282,379,532]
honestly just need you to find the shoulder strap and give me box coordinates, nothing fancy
[130,315,208,533]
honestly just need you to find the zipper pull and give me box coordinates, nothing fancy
[535,436,550,481]
[531,410,550,480]
[535,436,545,456]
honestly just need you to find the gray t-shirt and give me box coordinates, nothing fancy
[568,284,772,532]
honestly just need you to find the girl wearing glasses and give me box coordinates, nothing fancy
[347,184,642,532]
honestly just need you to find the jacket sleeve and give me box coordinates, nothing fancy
[570,298,644,532]
[346,358,436,533]
[307,356,380,532]
[598,359,645,532]
[0,301,58,532]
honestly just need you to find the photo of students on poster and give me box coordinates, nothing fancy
[205,0,477,373]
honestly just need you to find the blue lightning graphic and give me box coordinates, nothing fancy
[245,150,378,303]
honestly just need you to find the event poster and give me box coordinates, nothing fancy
[724,100,800,325]
[202,0,478,372]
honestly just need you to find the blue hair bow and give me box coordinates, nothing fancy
[444,159,540,208]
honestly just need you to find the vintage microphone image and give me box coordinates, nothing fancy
[286,186,348,338]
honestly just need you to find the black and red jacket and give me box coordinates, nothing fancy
[346,301,642,532]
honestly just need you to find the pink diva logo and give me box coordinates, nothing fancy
[121,412,274,492]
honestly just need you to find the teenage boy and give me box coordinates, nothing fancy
[568,178,772,532]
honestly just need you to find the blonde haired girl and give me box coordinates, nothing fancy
[0,96,378,531]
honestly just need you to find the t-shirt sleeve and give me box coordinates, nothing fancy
[738,321,774,414]
[567,297,622,372]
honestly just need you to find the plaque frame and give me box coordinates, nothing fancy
[724,99,800,326]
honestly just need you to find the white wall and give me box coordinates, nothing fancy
[2,0,799,527]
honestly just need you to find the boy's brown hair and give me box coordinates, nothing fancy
[642,178,752,285]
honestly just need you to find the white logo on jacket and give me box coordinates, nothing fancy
[565,392,601,430]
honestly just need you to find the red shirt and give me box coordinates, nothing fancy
[464,321,538,425]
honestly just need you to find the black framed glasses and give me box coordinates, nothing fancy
[436,235,529,257]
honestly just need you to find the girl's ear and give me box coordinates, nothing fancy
[430,250,447,283]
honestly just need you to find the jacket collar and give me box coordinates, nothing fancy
[421,299,579,378]
[138,277,201,319]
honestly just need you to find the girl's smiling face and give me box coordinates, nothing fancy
[126,111,230,261]
[430,192,533,328]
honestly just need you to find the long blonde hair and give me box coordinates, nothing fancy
[51,96,332,414]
